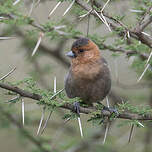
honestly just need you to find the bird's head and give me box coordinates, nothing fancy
[66,38,100,65]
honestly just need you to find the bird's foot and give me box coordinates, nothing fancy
[73,102,80,117]
[103,106,119,116]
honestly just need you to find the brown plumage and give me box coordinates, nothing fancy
[65,38,111,105]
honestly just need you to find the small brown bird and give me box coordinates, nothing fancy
[65,38,111,106]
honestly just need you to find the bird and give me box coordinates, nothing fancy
[65,38,111,108]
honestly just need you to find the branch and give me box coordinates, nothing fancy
[0,82,152,121]
[75,0,152,48]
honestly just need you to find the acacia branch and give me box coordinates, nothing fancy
[0,82,152,121]
[75,0,152,48]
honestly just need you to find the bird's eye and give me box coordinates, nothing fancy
[79,49,84,53]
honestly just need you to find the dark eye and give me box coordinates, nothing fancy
[79,49,84,53]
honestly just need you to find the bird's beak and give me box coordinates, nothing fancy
[66,51,76,58]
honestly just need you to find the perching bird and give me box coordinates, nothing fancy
[65,38,111,106]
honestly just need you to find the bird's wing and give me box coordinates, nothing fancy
[64,70,77,98]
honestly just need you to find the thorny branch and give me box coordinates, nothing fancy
[0,82,152,121]
[75,0,152,48]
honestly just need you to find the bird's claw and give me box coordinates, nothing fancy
[103,106,119,116]
[73,102,80,117]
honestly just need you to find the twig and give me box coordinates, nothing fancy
[0,67,16,81]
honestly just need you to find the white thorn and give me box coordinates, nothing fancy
[48,1,61,18]
[127,31,130,38]
[50,88,64,100]
[101,0,111,13]
[37,107,45,135]
[106,96,110,108]
[100,13,111,32]
[28,0,35,16]
[146,51,152,65]
[0,37,16,40]
[137,64,150,82]
[40,111,53,134]
[13,0,21,5]
[54,25,66,30]
[94,10,105,22]
[79,9,92,18]
[63,0,75,16]
[0,67,16,81]
[21,98,24,126]
[94,10,111,32]
[141,32,152,39]
[137,121,144,127]
[129,9,144,13]
[77,117,83,138]
[54,76,56,93]
[102,123,109,144]
[32,32,44,57]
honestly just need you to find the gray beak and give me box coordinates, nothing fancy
[66,51,76,58]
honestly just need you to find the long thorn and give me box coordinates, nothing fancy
[50,88,64,100]
[100,13,111,32]
[62,0,75,16]
[28,0,35,16]
[54,76,56,93]
[103,123,110,144]
[37,107,45,135]
[0,37,16,40]
[146,51,152,65]
[48,1,61,18]
[103,96,110,144]
[137,64,150,82]
[32,32,44,57]
[106,96,110,108]
[0,67,16,81]
[137,121,144,127]
[101,0,111,13]
[40,111,53,135]
[78,117,83,138]
[13,0,21,5]
[128,124,134,143]
[21,98,25,126]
